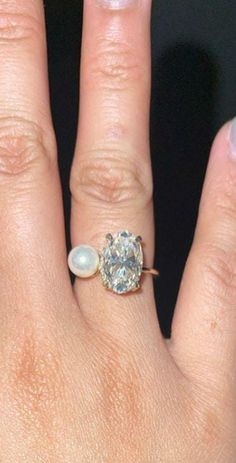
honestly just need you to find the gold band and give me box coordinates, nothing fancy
[142,267,159,277]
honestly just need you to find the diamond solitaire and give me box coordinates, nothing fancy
[100,231,143,294]
[68,230,159,295]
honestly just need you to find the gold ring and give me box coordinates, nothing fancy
[68,230,159,295]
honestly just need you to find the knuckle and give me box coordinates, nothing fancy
[87,35,145,90]
[193,242,236,307]
[4,322,65,432]
[0,117,54,178]
[206,170,236,223]
[91,331,149,435]
[215,182,236,222]
[0,12,42,43]
[190,392,234,459]
[71,149,152,208]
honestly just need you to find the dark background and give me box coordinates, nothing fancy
[45,0,236,337]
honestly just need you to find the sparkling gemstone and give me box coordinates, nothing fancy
[68,245,100,278]
[100,231,143,294]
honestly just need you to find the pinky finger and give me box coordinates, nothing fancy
[171,120,236,390]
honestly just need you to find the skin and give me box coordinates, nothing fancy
[0,0,235,461]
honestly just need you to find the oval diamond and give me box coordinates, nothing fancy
[100,231,143,294]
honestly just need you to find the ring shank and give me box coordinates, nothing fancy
[142,267,159,277]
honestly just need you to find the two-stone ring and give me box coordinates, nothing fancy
[68,230,159,295]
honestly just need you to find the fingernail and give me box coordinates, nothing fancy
[229,118,236,159]
[96,0,139,9]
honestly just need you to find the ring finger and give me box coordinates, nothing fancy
[70,0,161,344]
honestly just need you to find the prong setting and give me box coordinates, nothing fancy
[100,231,143,294]
[132,282,141,292]
[106,233,113,243]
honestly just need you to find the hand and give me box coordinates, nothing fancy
[0,0,235,461]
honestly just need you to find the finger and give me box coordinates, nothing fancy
[0,1,72,321]
[171,120,236,387]
[70,0,162,345]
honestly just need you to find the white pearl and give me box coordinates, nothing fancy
[68,245,100,278]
